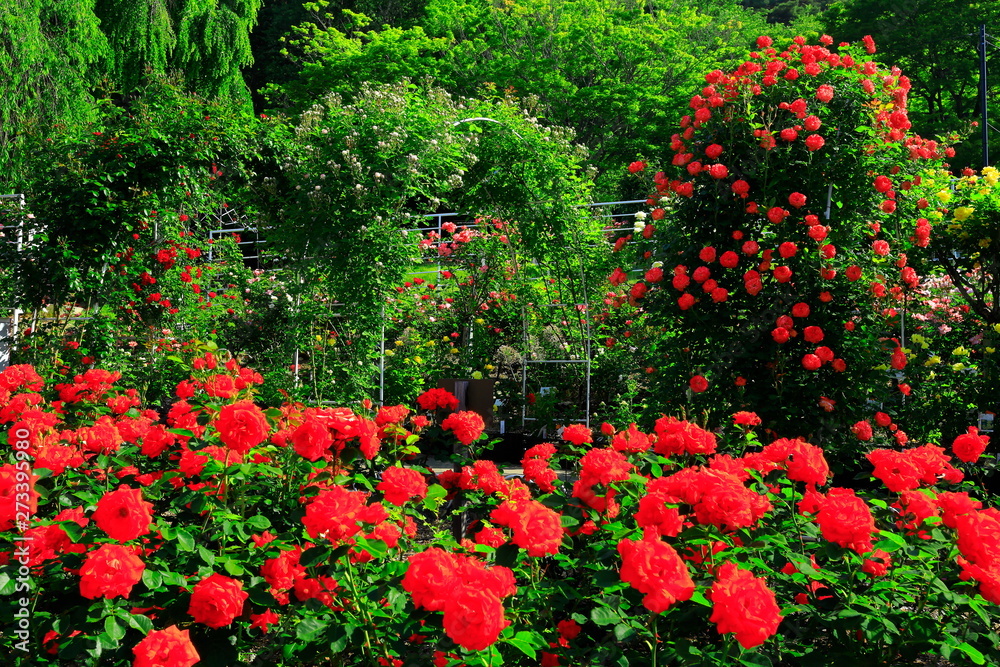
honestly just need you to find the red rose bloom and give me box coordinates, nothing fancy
[805,134,825,151]
[132,625,200,667]
[733,411,762,427]
[815,488,875,553]
[953,426,989,463]
[801,354,821,371]
[654,416,717,456]
[709,562,783,649]
[443,586,510,651]
[79,544,145,599]
[491,499,563,557]
[441,410,485,446]
[290,416,333,461]
[618,531,694,613]
[762,438,829,486]
[416,388,459,411]
[92,486,153,542]
[188,573,248,628]
[851,420,873,442]
[689,375,708,393]
[561,424,592,446]
[302,485,368,542]
[377,466,428,506]
[215,400,269,454]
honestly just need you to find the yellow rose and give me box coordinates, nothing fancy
[924,355,941,366]
[954,206,974,221]
[952,363,966,371]
[935,190,952,203]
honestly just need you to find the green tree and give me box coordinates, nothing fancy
[824,0,1000,168]
[272,0,798,199]
[0,0,109,182]
[95,0,263,102]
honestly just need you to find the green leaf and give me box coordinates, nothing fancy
[127,613,154,635]
[247,515,271,531]
[958,642,986,665]
[614,623,635,641]
[300,545,331,568]
[592,569,622,589]
[875,530,907,552]
[590,606,619,627]
[296,617,328,642]
[168,428,195,438]
[506,636,536,659]
[175,529,195,552]
[689,590,711,607]
[141,569,162,590]
[105,616,125,642]
[61,521,84,542]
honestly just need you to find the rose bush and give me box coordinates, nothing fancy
[1,357,999,666]
[615,35,959,466]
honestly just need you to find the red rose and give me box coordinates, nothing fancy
[851,420,874,442]
[767,207,788,224]
[214,400,268,454]
[618,532,694,613]
[653,417,717,456]
[805,134,825,151]
[689,375,709,393]
[441,410,485,446]
[731,180,750,197]
[491,499,563,557]
[290,416,333,461]
[801,354,821,371]
[627,160,646,173]
[815,488,875,553]
[561,424,592,446]
[816,84,834,103]
[763,438,829,486]
[79,544,145,599]
[416,388,459,411]
[778,241,797,258]
[788,192,806,208]
[719,251,739,268]
[302,485,368,542]
[709,562,782,648]
[377,466,428,506]
[443,586,510,651]
[773,266,792,282]
[132,625,200,667]
[188,573,248,628]
[803,326,824,343]
[953,426,989,463]
[92,486,153,542]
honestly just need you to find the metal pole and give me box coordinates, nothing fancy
[981,24,990,169]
